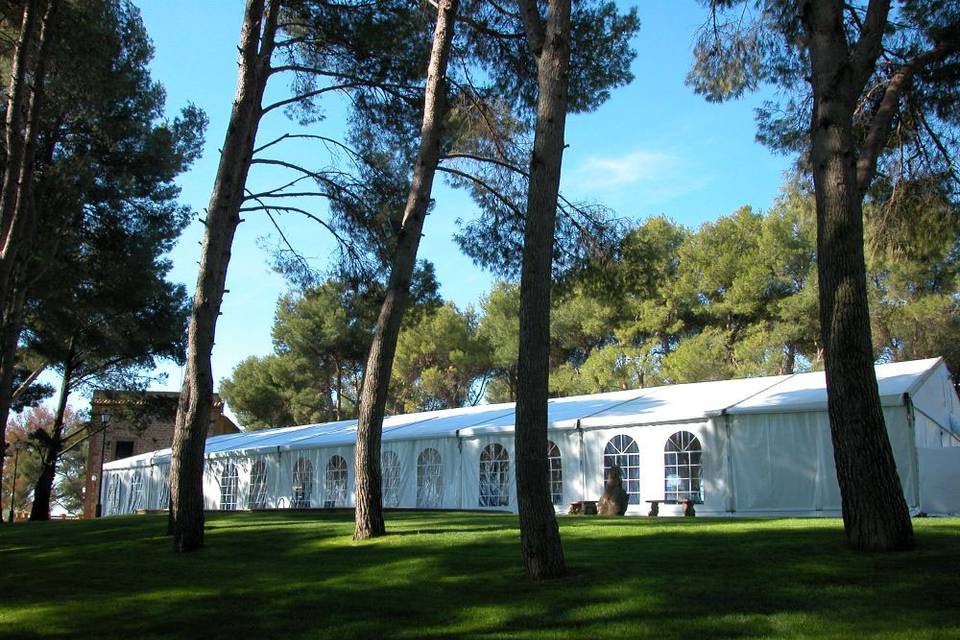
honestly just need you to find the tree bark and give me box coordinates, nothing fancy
[0,0,56,519]
[0,0,39,248]
[0,285,25,521]
[513,0,570,580]
[0,0,55,308]
[353,0,458,541]
[29,349,73,521]
[169,0,276,552]
[803,0,913,551]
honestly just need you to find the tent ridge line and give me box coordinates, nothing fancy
[711,373,800,417]
[568,389,649,423]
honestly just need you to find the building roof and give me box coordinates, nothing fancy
[104,357,944,470]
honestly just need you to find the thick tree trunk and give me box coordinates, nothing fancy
[513,0,570,580]
[0,0,56,518]
[0,0,55,308]
[804,0,913,551]
[169,0,276,552]
[0,0,39,248]
[0,286,26,521]
[29,354,72,521]
[353,0,458,541]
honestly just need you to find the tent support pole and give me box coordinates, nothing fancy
[722,412,736,513]
[577,420,585,503]
[904,394,921,510]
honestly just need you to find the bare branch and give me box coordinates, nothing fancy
[261,83,359,115]
[11,362,45,401]
[436,165,524,217]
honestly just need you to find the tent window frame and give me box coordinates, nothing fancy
[479,443,510,507]
[128,471,144,512]
[416,448,443,508]
[603,434,641,505]
[324,455,348,508]
[292,457,314,508]
[248,458,268,510]
[664,431,703,503]
[157,466,170,510]
[381,450,402,508]
[107,475,121,515]
[220,462,239,511]
[547,440,563,506]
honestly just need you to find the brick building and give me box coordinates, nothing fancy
[82,391,239,518]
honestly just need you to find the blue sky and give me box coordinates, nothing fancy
[129,0,794,412]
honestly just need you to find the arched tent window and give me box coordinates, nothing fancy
[324,455,347,508]
[248,459,268,510]
[604,434,640,504]
[547,441,563,506]
[479,443,510,507]
[157,466,170,510]
[128,472,144,512]
[292,458,314,508]
[220,463,239,511]
[381,450,401,508]
[417,448,442,508]
[664,431,702,502]
[107,476,121,515]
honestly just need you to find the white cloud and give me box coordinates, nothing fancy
[572,149,679,189]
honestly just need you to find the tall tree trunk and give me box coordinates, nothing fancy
[513,0,570,580]
[169,0,276,552]
[782,343,796,374]
[353,0,458,541]
[29,351,73,521]
[335,358,342,421]
[0,0,55,308]
[0,284,26,521]
[0,0,56,519]
[804,0,913,551]
[0,0,39,248]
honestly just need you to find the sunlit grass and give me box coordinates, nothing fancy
[1,512,958,639]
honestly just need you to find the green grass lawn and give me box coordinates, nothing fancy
[1,512,959,639]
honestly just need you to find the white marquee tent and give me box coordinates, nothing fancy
[100,357,960,517]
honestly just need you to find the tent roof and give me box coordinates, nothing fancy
[719,357,941,415]
[103,357,943,470]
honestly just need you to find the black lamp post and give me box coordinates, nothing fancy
[7,440,21,524]
[94,412,110,517]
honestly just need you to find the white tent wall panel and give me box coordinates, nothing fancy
[97,359,960,518]
[461,435,515,510]
[379,440,413,508]
[729,407,915,514]
[202,455,254,511]
[911,362,960,449]
[581,422,717,515]
[550,430,583,510]
[918,448,960,514]
[915,412,948,448]
[145,463,168,511]
[382,437,462,509]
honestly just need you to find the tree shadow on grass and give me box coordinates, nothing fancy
[2,513,959,639]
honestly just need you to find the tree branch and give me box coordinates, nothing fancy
[850,0,891,90]
[857,40,960,194]
[436,165,524,217]
[11,362,45,401]
[516,0,545,57]
[261,83,359,115]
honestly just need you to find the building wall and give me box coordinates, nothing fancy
[82,392,238,518]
